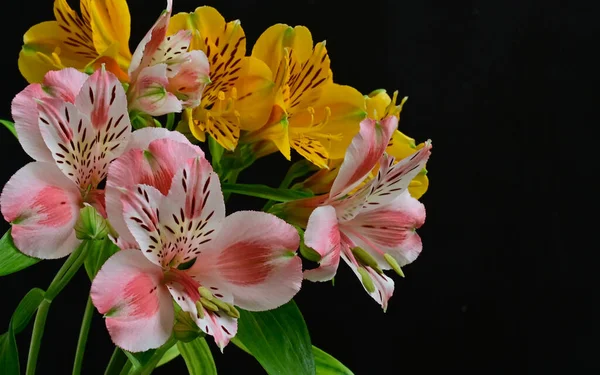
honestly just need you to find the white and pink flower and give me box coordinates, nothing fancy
[0,68,131,258]
[127,0,210,116]
[298,116,431,310]
[91,129,303,352]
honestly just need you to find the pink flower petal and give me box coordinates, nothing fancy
[167,50,210,108]
[335,142,432,221]
[43,68,88,104]
[192,211,302,311]
[341,252,395,310]
[128,64,182,116]
[158,30,194,75]
[129,0,173,79]
[106,135,202,249]
[11,84,53,162]
[303,205,342,282]
[0,162,81,259]
[91,249,174,352]
[36,98,99,189]
[329,116,397,199]
[157,157,225,267]
[121,184,165,266]
[342,191,426,267]
[74,69,131,162]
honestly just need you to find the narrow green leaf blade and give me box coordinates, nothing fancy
[177,337,217,374]
[0,325,20,375]
[156,345,181,367]
[84,237,119,280]
[12,288,45,334]
[221,183,314,202]
[0,119,17,138]
[313,346,354,375]
[0,229,41,276]
[235,300,315,375]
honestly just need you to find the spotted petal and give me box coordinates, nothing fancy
[0,162,81,259]
[91,249,174,352]
[167,50,210,108]
[329,116,397,200]
[191,211,302,311]
[11,84,53,162]
[43,68,88,103]
[157,157,225,267]
[128,64,182,116]
[106,132,202,249]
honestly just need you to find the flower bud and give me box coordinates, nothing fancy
[74,205,109,240]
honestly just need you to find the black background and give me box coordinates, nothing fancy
[0,0,594,374]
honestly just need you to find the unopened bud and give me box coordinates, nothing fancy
[351,247,382,274]
[357,268,375,294]
[74,205,109,240]
[383,253,405,277]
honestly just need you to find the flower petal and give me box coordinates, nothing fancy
[74,68,132,165]
[89,0,132,67]
[91,249,174,352]
[121,184,165,266]
[43,68,88,103]
[11,84,53,162]
[341,252,394,310]
[192,211,302,311]
[129,64,182,116]
[342,191,426,267]
[157,157,225,267]
[329,116,397,199]
[129,0,172,78]
[166,50,210,108]
[36,98,99,189]
[106,135,202,249]
[303,205,342,282]
[0,162,81,259]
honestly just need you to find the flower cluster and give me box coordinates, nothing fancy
[2,0,432,368]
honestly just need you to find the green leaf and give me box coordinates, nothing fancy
[178,337,217,374]
[12,288,45,334]
[156,345,181,367]
[280,159,320,189]
[0,324,19,375]
[235,300,315,375]
[0,119,17,138]
[221,183,314,202]
[313,346,354,375]
[123,349,156,370]
[84,237,119,280]
[0,229,41,277]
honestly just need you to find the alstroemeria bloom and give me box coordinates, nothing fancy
[244,24,366,168]
[295,116,431,309]
[18,0,132,83]
[366,89,429,199]
[0,67,131,258]
[91,129,302,351]
[169,6,275,150]
[127,0,210,117]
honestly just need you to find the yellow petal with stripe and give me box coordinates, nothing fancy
[252,24,313,74]
[89,0,132,69]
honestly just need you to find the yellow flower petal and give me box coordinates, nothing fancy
[19,46,63,84]
[291,135,329,169]
[53,0,97,61]
[89,0,132,69]
[366,89,391,120]
[252,24,313,75]
[234,57,276,131]
[408,174,429,200]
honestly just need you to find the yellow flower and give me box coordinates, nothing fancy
[244,24,366,168]
[366,89,430,199]
[18,0,132,83]
[168,7,275,151]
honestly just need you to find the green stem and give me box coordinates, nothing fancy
[129,337,178,375]
[72,295,94,375]
[25,241,90,375]
[118,361,132,375]
[104,348,128,375]
[222,170,239,202]
[25,299,50,375]
[165,113,175,131]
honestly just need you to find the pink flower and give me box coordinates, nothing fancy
[91,129,303,352]
[301,116,431,310]
[127,0,210,116]
[0,68,131,258]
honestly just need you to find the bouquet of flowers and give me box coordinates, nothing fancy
[0,1,432,374]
